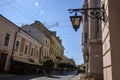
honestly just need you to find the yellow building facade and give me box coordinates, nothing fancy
[21,21,64,69]
[50,31,64,69]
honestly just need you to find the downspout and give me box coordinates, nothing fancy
[10,27,20,72]
[12,27,20,57]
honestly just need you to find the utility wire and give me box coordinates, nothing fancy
[13,1,35,17]
[9,3,31,20]
[1,1,72,29]
[0,0,15,6]
[27,2,48,23]
[44,20,70,24]
[58,33,79,35]
[61,37,80,38]
[21,0,36,16]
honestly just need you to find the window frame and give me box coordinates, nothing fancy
[24,45,28,55]
[4,33,10,46]
[30,48,34,57]
[36,49,39,58]
[15,40,20,52]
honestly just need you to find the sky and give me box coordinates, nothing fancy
[0,0,84,65]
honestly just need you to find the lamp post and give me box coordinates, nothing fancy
[68,5,105,31]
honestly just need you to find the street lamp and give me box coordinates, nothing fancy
[70,15,82,31]
[68,5,105,31]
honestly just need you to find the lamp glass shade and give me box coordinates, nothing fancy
[70,16,82,31]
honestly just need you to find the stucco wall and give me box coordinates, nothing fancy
[109,0,120,80]
[0,15,19,71]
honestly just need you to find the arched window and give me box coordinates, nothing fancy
[24,45,28,54]
[31,48,34,56]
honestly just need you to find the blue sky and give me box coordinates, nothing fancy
[0,0,84,65]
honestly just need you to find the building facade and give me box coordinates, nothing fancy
[50,31,64,69]
[22,21,64,69]
[101,0,120,80]
[22,21,51,63]
[82,0,103,80]
[0,15,19,72]
[0,15,65,74]
[11,29,42,74]
[62,55,76,67]
[21,26,50,63]
[29,21,51,60]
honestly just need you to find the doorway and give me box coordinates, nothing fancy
[0,53,7,73]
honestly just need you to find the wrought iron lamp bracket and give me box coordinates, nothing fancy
[68,5,105,21]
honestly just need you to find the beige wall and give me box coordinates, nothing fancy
[0,15,19,72]
[102,0,120,80]
[13,30,42,65]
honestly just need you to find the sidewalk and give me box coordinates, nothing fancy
[70,73,87,80]
[70,73,81,80]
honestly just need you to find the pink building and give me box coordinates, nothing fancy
[82,0,103,80]
[0,15,19,72]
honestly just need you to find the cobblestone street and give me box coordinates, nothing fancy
[0,71,81,80]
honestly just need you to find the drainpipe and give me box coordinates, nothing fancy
[12,27,20,57]
[10,27,20,72]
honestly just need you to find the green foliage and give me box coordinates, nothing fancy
[68,63,75,68]
[43,59,54,70]
[58,63,75,69]
[58,63,66,69]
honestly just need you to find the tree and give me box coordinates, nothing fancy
[58,63,66,71]
[43,59,54,75]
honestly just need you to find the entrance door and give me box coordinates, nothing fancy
[0,53,7,73]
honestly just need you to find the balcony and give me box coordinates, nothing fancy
[56,56,62,60]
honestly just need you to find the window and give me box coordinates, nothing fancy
[24,45,28,54]
[46,51,48,57]
[85,33,88,43]
[36,50,39,58]
[4,33,10,46]
[95,0,99,5]
[46,40,48,47]
[45,51,47,56]
[41,49,44,57]
[31,48,34,56]
[15,41,19,52]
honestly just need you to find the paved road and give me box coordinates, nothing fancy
[0,71,78,80]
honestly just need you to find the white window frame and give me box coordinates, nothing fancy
[36,48,39,58]
[23,42,29,56]
[15,40,20,52]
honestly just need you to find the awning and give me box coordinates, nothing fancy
[12,55,42,66]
